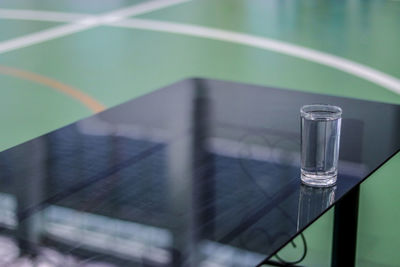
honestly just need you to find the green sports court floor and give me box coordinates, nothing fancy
[0,0,399,266]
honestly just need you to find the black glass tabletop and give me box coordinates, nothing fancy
[0,79,399,266]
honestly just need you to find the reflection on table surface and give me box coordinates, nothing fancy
[0,79,399,266]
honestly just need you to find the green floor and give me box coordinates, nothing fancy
[0,0,399,266]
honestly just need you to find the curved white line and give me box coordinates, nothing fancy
[0,5,398,95]
[110,19,400,95]
[0,9,88,22]
[0,0,190,55]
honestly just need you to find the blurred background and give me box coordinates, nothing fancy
[0,0,399,266]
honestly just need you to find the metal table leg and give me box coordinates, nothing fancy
[331,185,360,267]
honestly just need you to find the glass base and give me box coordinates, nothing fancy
[301,170,337,187]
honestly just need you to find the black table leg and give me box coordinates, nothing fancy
[331,185,360,267]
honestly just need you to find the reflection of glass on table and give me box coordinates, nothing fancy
[297,185,336,231]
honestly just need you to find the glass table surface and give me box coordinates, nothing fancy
[0,78,399,266]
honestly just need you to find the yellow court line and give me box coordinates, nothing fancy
[0,65,105,113]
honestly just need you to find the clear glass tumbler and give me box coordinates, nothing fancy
[300,104,342,187]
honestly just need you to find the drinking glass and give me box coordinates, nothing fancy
[300,104,342,187]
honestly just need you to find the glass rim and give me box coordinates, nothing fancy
[300,104,342,120]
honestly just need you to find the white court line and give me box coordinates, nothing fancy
[109,19,400,95]
[0,3,399,95]
[0,9,88,22]
[0,23,96,54]
[0,0,190,55]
